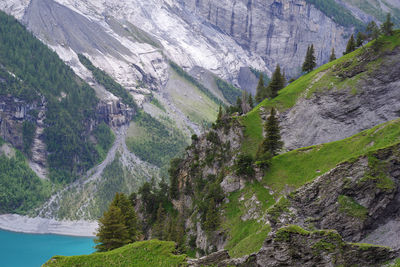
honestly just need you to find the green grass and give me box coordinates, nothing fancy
[126,111,188,167]
[223,181,274,257]
[43,240,187,267]
[338,195,368,220]
[166,66,219,124]
[262,119,400,193]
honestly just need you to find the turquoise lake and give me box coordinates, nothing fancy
[0,229,95,267]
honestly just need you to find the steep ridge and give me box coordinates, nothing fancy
[143,33,400,263]
[242,31,400,153]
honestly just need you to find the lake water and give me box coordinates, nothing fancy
[0,229,95,267]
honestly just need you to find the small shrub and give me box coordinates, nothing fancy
[235,154,255,178]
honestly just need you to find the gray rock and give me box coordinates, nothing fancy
[280,48,400,150]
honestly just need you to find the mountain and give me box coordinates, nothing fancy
[0,0,399,221]
[44,31,400,266]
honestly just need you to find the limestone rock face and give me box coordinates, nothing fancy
[96,99,134,128]
[182,0,350,77]
[279,48,400,150]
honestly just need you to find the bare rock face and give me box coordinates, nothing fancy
[0,96,40,149]
[96,99,134,128]
[280,48,400,150]
[188,227,396,266]
[182,0,350,77]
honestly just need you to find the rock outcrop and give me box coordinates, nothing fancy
[188,226,397,266]
[182,0,350,77]
[279,47,400,150]
[275,143,400,249]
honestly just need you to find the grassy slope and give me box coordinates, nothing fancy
[224,118,400,257]
[43,240,187,267]
[166,65,219,124]
[241,30,400,156]
[224,32,400,257]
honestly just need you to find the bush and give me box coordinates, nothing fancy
[235,154,255,178]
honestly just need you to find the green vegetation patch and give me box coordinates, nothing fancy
[166,63,219,124]
[275,225,310,242]
[93,122,115,163]
[261,119,400,193]
[0,148,52,214]
[359,154,396,191]
[223,182,274,257]
[22,121,36,156]
[0,11,104,183]
[43,240,187,267]
[126,111,188,167]
[338,195,368,220]
[169,61,222,106]
[214,77,242,105]
[343,0,400,26]
[305,0,364,30]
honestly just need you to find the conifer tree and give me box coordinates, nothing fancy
[282,69,286,88]
[111,193,141,242]
[356,32,366,47]
[95,205,131,252]
[302,46,311,73]
[329,48,336,62]
[344,34,356,54]
[255,74,265,103]
[309,44,316,71]
[258,107,283,156]
[382,13,394,36]
[302,45,316,73]
[268,65,284,98]
[236,96,243,114]
[248,94,254,109]
[217,105,223,123]
[366,21,380,40]
[153,203,166,240]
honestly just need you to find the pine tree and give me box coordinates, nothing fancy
[309,44,316,71]
[282,69,286,88]
[329,48,336,62]
[153,203,166,240]
[236,96,243,114]
[268,65,284,98]
[255,74,266,103]
[248,94,254,109]
[366,21,380,40]
[344,34,356,55]
[381,13,394,36]
[302,45,316,73]
[217,105,223,123]
[302,46,311,73]
[111,193,140,242]
[356,32,366,47]
[258,107,283,156]
[95,205,131,252]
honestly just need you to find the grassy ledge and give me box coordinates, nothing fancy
[43,240,187,267]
